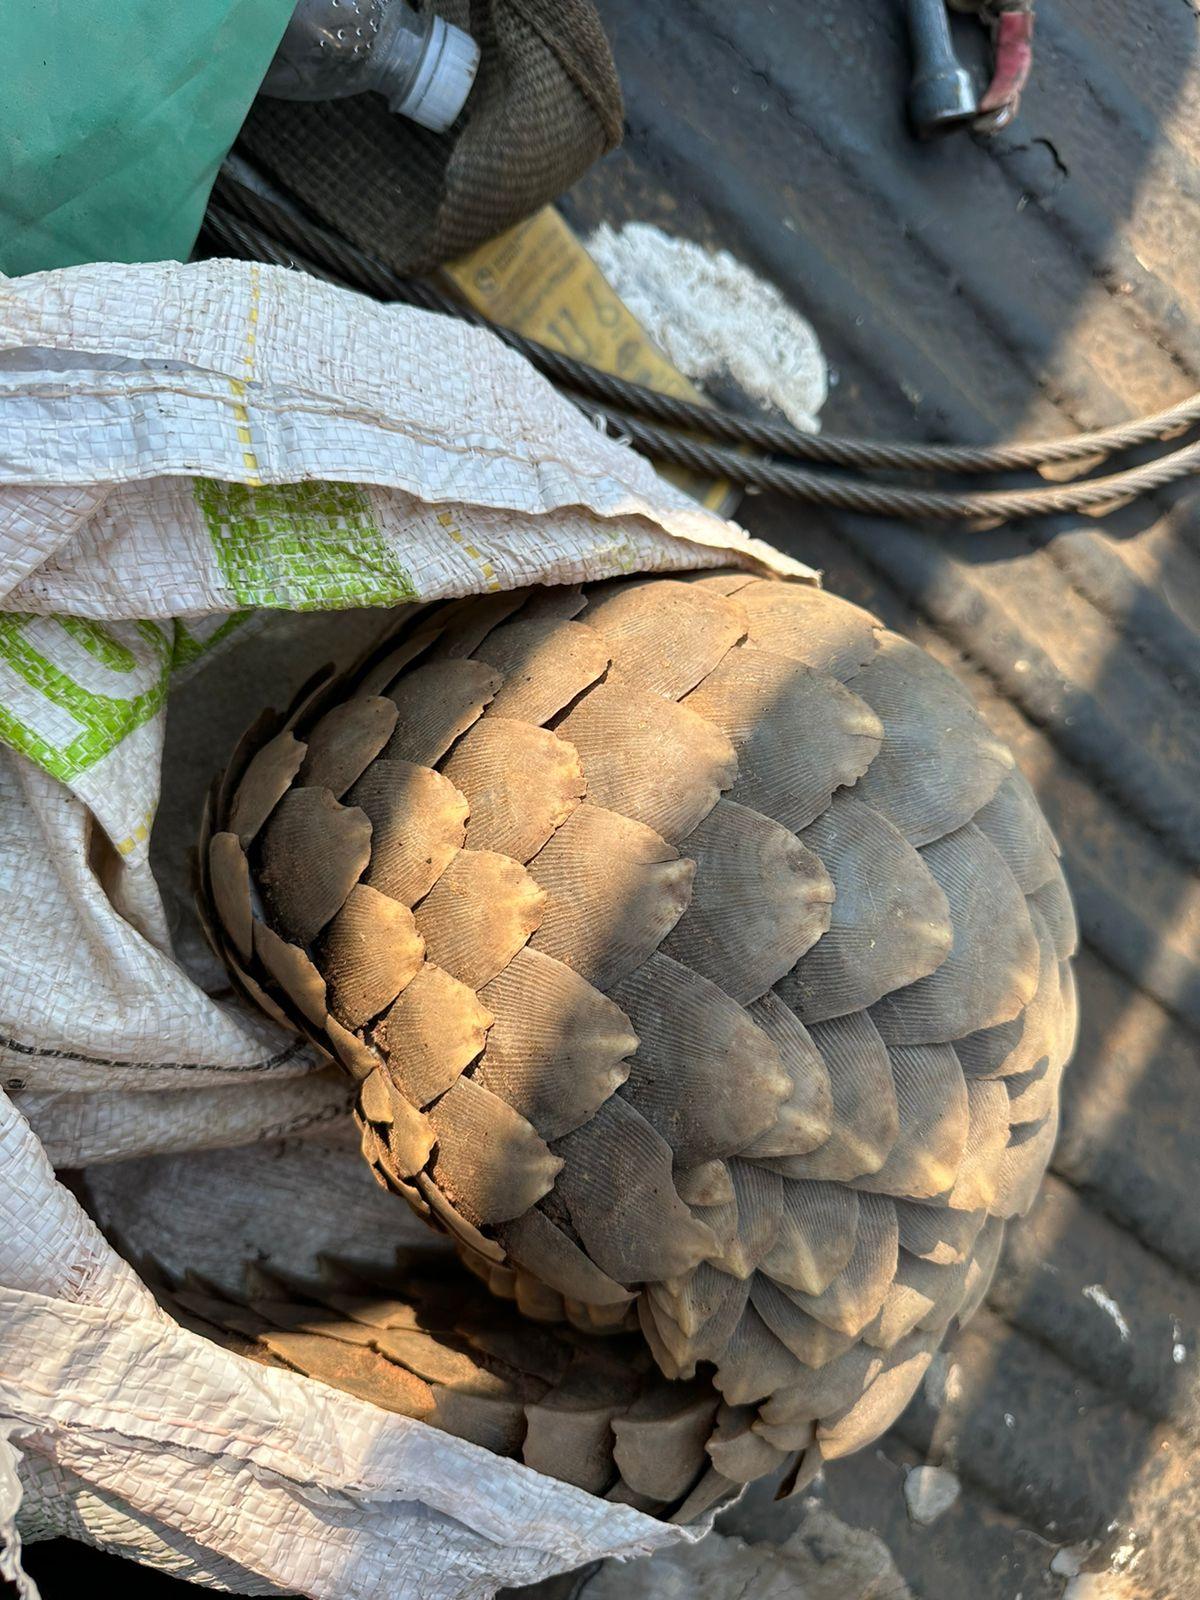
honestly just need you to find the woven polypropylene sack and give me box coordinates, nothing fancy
[0,257,805,1597]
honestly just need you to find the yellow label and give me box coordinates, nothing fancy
[444,207,733,513]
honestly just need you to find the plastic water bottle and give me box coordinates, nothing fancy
[261,0,480,133]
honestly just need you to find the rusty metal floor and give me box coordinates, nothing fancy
[556,1,1200,1596]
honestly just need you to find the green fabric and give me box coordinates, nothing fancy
[194,479,419,609]
[0,614,172,784]
[0,0,295,275]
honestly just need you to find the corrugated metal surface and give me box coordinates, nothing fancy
[558,2,1200,1593]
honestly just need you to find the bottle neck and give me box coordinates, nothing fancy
[369,6,480,132]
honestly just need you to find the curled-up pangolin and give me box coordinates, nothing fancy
[198,572,1077,1506]
[154,1248,733,1522]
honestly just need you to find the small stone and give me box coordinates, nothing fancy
[903,1464,961,1526]
[922,1353,962,1411]
[1051,1546,1087,1578]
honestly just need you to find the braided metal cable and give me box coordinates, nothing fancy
[550,375,1200,477]
[201,189,1200,522]
[592,405,1200,520]
[201,206,330,285]
[211,166,483,316]
[208,168,1200,479]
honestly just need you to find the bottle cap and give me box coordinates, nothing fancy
[391,15,480,132]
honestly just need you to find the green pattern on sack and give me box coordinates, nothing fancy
[57,616,141,673]
[0,615,172,782]
[0,613,256,783]
[0,480,418,787]
[171,611,252,671]
[194,479,419,610]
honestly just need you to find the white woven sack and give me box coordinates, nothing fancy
[0,259,809,1597]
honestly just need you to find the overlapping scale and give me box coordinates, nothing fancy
[846,633,1014,846]
[893,1199,986,1265]
[815,1334,937,1461]
[373,964,492,1107]
[759,1180,860,1295]
[870,824,1040,1046]
[1029,870,1080,961]
[973,768,1062,894]
[948,1077,1013,1211]
[297,696,398,799]
[349,759,468,907]
[414,851,545,990]
[771,1193,899,1338]
[252,920,328,1028]
[441,717,585,862]
[865,1249,973,1348]
[521,1362,633,1494]
[610,953,792,1167]
[708,1161,784,1278]
[652,1269,750,1375]
[473,947,637,1141]
[527,804,694,989]
[737,991,832,1158]
[706,1402,792,1483]
[228,729,307,846]
[751,1275,858,1366]
[781,793,952,1024]
[738,579,881,680]
[207,832,253,964]
[320,883,424,1029]
[660,800,834,1003]
[428,588,531,661]
[579,577,748,698]
[611,1385,720,1501]
[553,1095,718,1283]
[256,786,372,946]
[852,1043,970,1201]
[756,1336,886,1428]
[380,657,500,766]
[683,646,882,831]
[649,1261,740,1340]
[766,1011,899,1183]
[556,677,737,844]
[499,1208,635,1308]
[993,1111,1061,1219]
[426,1076,562,1226]
[713,1304,810,1405]
[472,618,611,724]
[200,569,1076,1512]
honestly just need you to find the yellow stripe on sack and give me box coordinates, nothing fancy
[115,807,156,857]
[443,207,734,514]
[229,265,264,488]
[437,510,501,591]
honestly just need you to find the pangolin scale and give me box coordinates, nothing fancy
[198,571,1077,1516]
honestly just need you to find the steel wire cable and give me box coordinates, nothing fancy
[546,374,1200,477]
[201,190,1200,522]
[586,405,1200,521]
[203,203,348,292]
[210,167,1200,478]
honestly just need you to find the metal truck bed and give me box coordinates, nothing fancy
[559,2,1200,1593]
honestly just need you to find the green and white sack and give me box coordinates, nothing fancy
[0,258,807,1598]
